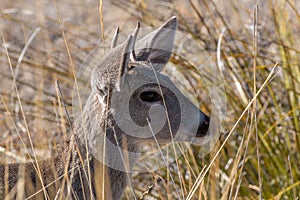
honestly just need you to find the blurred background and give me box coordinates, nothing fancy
[0,0,299,199]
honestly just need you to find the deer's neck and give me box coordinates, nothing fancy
[73,92,138,199]
[0,93,137,200]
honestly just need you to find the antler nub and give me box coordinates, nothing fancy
[130,21,140,61]
[111,26,120,49]
[117,35,134,91]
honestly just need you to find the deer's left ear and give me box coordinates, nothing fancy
[136,16,177,72]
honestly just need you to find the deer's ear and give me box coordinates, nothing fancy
[136,16,177,72]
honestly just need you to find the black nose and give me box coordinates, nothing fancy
[196,114,210,137]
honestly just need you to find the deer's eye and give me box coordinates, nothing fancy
[140,91,162,102]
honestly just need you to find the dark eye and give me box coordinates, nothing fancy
[140,91,162,102]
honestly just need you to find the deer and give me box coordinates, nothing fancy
[0,16,210,200]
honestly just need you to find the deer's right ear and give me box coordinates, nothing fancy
[136,16,177,72]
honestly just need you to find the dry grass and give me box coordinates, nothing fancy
[0,0,299,199]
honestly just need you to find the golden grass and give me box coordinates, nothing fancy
[0,0,299,199]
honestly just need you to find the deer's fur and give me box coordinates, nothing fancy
[0,16,210,200]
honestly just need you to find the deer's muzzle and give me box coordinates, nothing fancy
[196,113,210,137]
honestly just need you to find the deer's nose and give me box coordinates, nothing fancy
[196,114,210,137]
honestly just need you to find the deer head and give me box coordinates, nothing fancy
[76,17,210,170]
